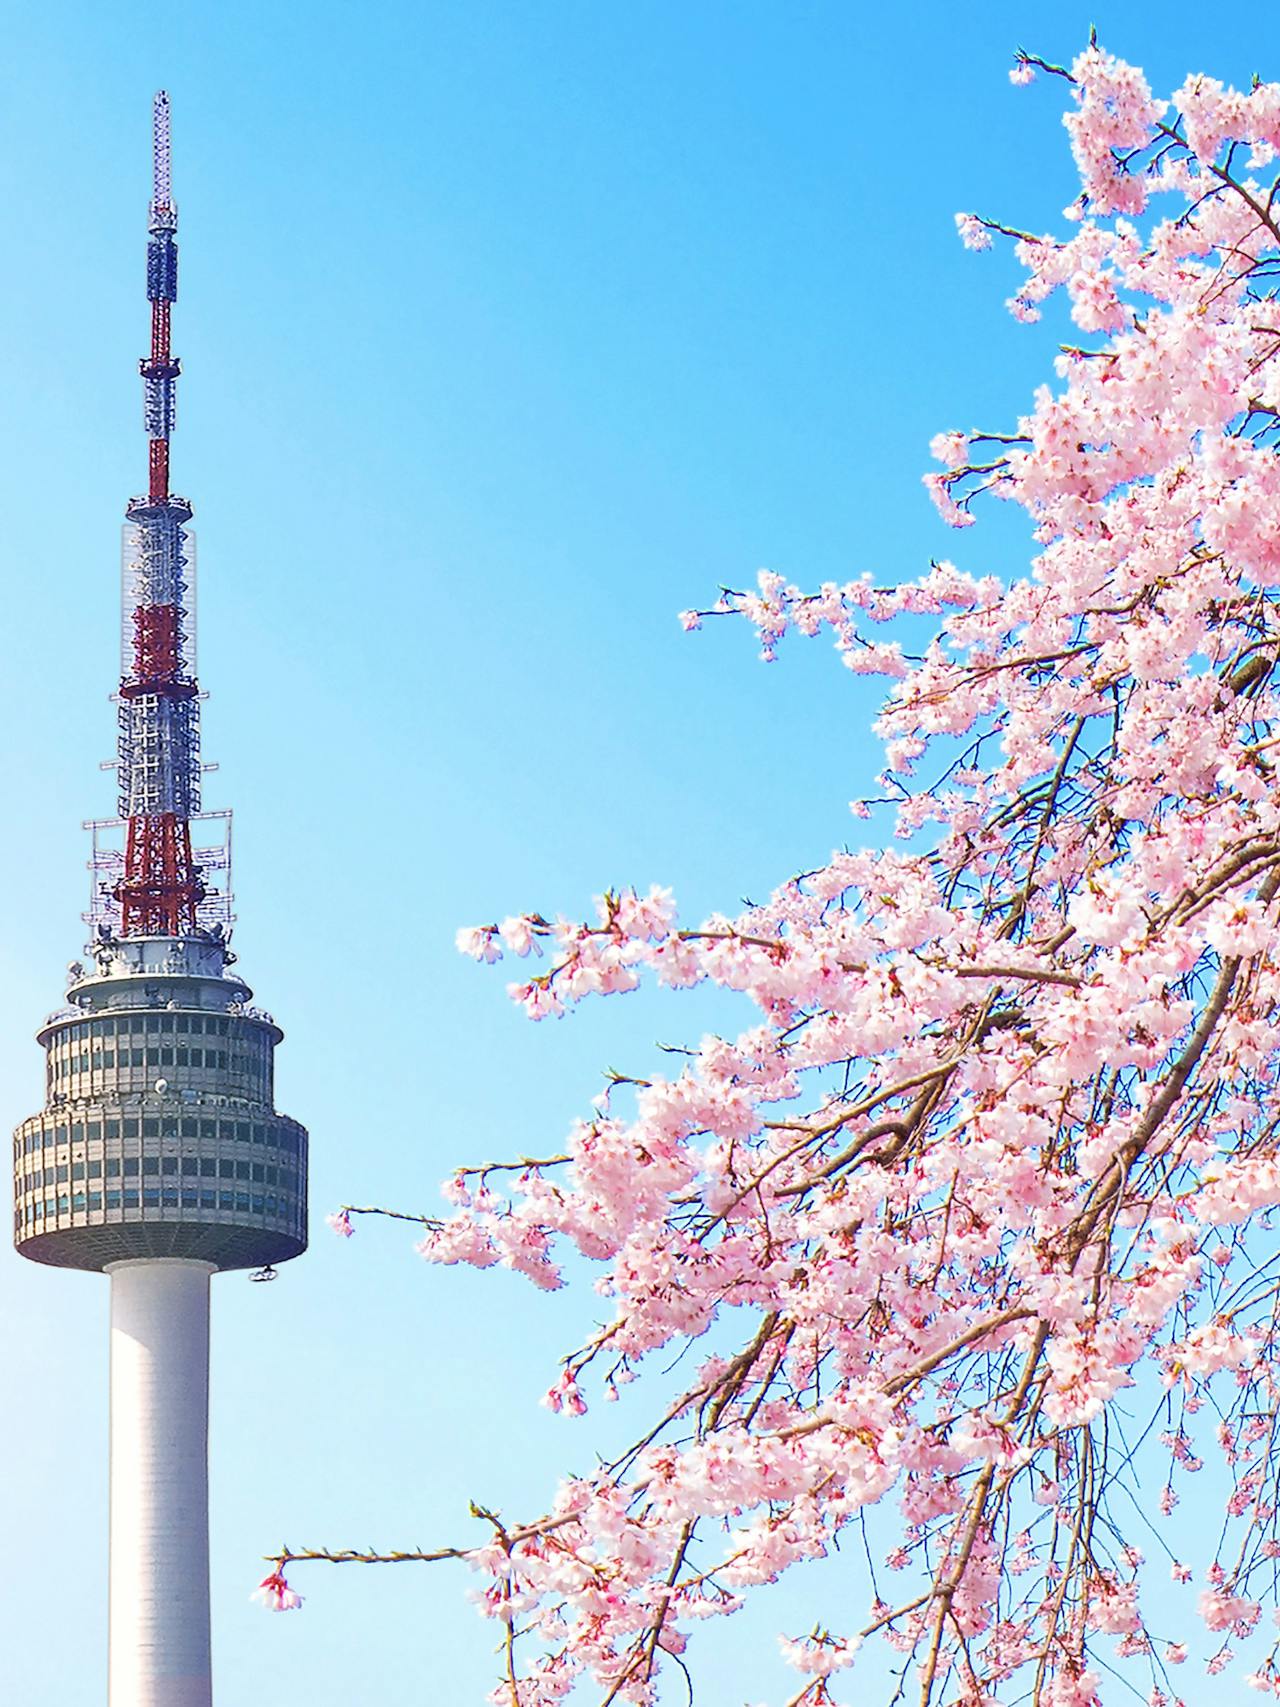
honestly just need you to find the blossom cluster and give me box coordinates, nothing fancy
[301,40,1280,1707]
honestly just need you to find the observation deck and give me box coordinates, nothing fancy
[12,933,308,1272]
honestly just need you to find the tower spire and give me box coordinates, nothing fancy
[145,91,177,505]
[111,89,207,938]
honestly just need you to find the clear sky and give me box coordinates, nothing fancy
[0,2,1271,1702]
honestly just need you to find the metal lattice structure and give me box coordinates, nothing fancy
[84,813,233,935]
[100,91,212,938]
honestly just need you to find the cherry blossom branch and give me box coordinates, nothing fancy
[285,40,1280,1705]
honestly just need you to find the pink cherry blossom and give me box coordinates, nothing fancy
[253,1570,302,1612]
[778,1631,860,1676]
[541,1368,588,1418]
[455,925,500,963]
[498,915,542,957]
[955,212,993,251]
[930,430,970,469]
[274,36,1280,1707]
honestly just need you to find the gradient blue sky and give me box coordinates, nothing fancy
[0,3,1271,1702]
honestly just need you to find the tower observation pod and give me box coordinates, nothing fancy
[11,93,308,1707]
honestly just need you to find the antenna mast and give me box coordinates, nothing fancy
[145,91,177,504]
[99,91,230,939]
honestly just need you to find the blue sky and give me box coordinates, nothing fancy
[0,2,1274,1702]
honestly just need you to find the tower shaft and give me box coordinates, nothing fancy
[108,1259,214,1707]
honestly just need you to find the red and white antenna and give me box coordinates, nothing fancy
[85,93,233,940]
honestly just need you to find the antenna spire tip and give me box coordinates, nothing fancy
[151,91,173,214]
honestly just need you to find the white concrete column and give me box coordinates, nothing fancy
[107,1258,216,1707]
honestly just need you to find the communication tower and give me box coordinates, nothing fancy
[12,92,309,1707]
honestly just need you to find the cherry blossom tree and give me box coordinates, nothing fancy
[264,38,1280,1707]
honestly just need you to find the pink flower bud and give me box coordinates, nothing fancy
[253,1570,303,1612]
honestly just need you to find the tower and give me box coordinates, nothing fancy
[11,93,309,1707]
